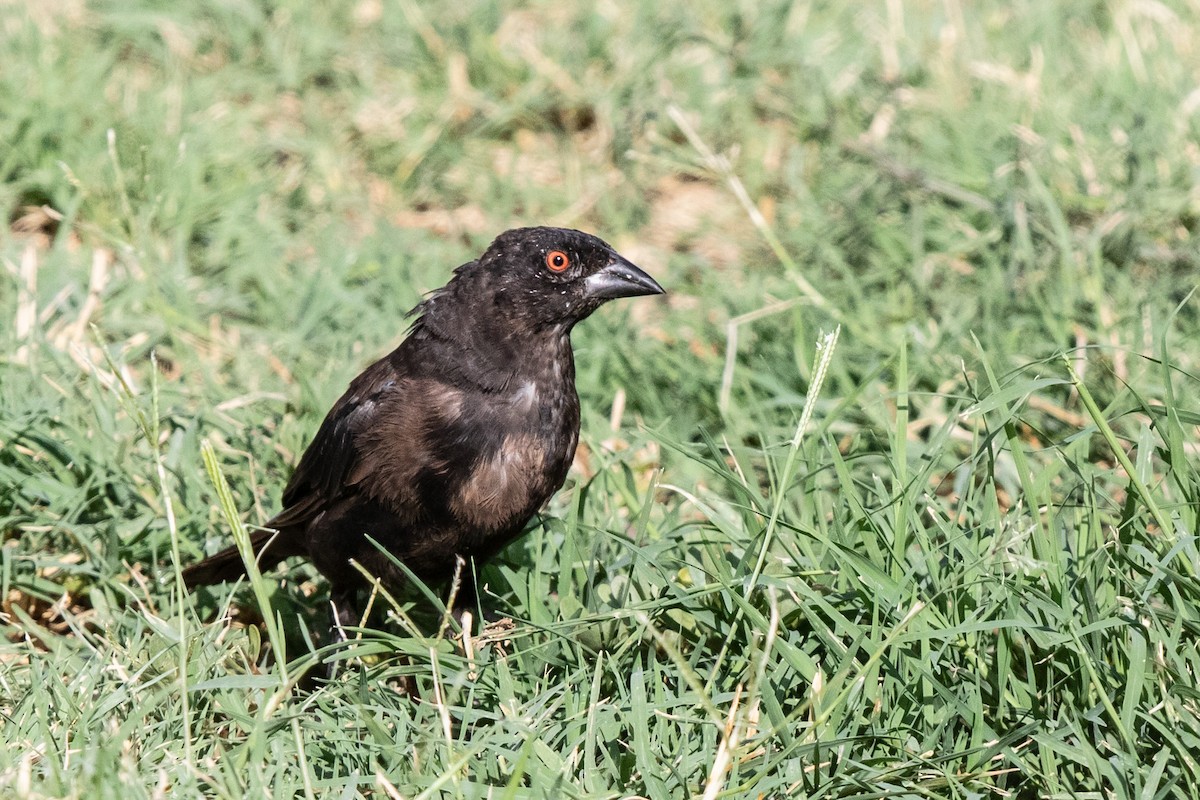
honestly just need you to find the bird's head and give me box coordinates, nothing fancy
[406,227,663,385]
[469,226,664,331]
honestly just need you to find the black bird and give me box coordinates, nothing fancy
[183,226,663,647]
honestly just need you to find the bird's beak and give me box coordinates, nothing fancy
[584,255,665,301]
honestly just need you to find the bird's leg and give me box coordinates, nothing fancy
[329,585,361,642]
[443,561,515,656]
[450,581,479,635]
[440,554,478,636]
[324,585,361,679]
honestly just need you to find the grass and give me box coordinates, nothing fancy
[3,0,1200,796]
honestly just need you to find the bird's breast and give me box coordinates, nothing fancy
[447,376,578,535]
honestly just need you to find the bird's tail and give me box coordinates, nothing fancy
[181,529,292,588]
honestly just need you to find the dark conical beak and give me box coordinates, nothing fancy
[584,255,665,301]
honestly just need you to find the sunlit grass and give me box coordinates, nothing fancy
[3,1,1200,797]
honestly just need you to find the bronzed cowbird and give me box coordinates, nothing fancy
[183,226,663,649]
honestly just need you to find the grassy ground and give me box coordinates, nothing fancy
[3,0,1200,796]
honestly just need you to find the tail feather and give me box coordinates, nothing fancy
[181,529,292,588]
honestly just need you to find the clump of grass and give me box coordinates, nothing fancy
[3,1,1200,797]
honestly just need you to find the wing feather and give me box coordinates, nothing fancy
[271,357,400,528]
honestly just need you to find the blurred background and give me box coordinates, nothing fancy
[2,0,1199,796]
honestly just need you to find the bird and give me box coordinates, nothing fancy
[182,226,663,653]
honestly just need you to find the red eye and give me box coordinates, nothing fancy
[546,250,570,272]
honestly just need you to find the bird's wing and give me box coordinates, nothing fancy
[268,356,405,530]
[268,352,475,531]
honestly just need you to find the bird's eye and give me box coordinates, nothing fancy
[546,250,570,272]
